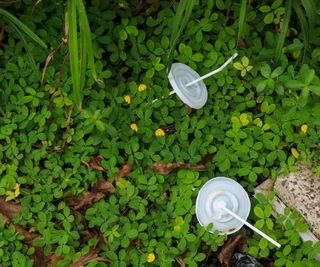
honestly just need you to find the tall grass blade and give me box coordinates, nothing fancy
[9,22,36,69]
[237,0,247,43]
[293,1,309,63]
[0,7,47,48]
[76,0,100,84]
[275,0,292,62]
[77,0,87,93]
[167,0,195,71]
[67,0,81,109]
[301,0,316,30]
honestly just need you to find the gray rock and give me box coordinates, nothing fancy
[274,164,320,239]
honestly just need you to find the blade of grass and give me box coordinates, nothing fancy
[67,0,81,110]
[9,21,36,69]
[237,0,247,44]
[76,0,101,84]
[0,7,47,48]
[77,0,87,93]
[275,0,292,62]
[167,0,195,71]
[293,1,309,63]
[301,0,316,29]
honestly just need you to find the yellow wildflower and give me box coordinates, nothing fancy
[147,253,155,263]
[155,128,165,137]
[130,123,138,132]
[138,83,147,92]
[124,95,131,104]
[291,147,299,158]
[301,124,308,134]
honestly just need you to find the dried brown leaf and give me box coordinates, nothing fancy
[66,180,115,211]
[218,235,242,267]
[149,161,206,174]
[0,197,21,218]
[41,41,65,85]
[115,163,132,182]
[81,155,106,172]
[149,162,184,174]
[176,257,186,267]
[92,180,116,194]
[73,192,105,210]
[70,247,110,267]
[183,163,206,171]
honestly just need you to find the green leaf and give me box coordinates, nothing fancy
[274,258,286,266]
[238,168,250,176]
[264,12,274,24]
[219,158,230,172]
[272,0,283,9]
[233,62,243,70]
[127,229,138,239]
[257,80,267,93]
[271,67,284,78]
[119,29,128,40]
[126,25,138,36]
[304,69,315,83]
[266,218,274,230]
[216,0,225,10]
[283,244,292,256]
[194,253,206,262]
[260,64,271,78]
[191,53,204,62]
[254,206,265,219]
[284,80,304,89]
[259,6,272,13]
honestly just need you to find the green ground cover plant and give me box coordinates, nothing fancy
[0,0,320,266]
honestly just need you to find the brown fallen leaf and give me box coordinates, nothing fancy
[218,235,242,267]
[70,247,110,267]
[73,192,105,211]
[199,153,214,164]
[67,181,115,211]
[149,161,206,175]
[0,197,21,218]
[81,155,106,172]
[176,257,186,267]
[115,163,132,182]
[92,180,116,194]
[162,124,176,134]
[14,224,40,244]
[33,249,63,267]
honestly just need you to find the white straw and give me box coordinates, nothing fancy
[223,206,281,248]
[185,53,238,87]
[152,90,176,103]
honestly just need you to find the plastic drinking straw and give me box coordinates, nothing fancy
[185,53,238,87]
[222,206,281,248]
[152,90,176,103]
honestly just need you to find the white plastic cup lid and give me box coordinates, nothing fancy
[195,177,251,235]
[168,63,208,109]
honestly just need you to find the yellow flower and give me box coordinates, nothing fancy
[124,95,131,104]
[301,124,308,134]
[291,147,299,158]
[130,123,138,132]
[147,253,155,263]
[138,83,147,92]
[155,128,165,137]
